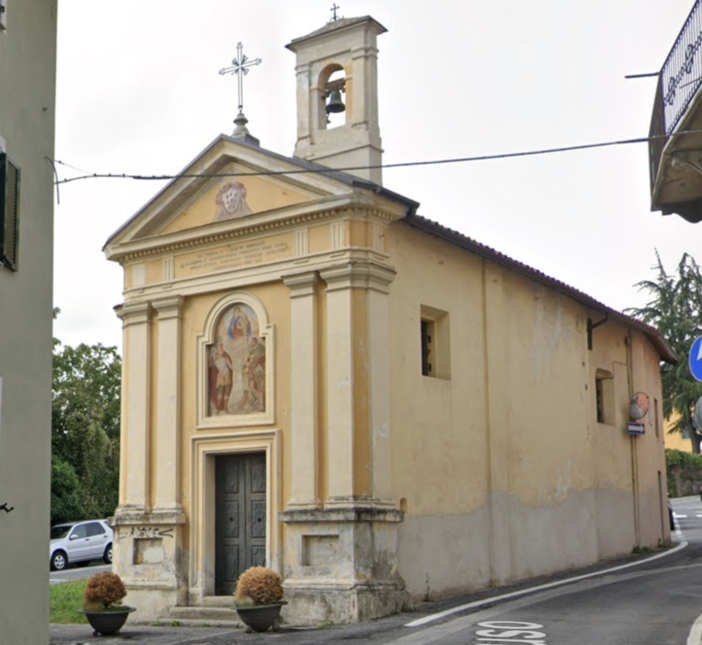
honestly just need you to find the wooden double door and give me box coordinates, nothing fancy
[215,453,267,595]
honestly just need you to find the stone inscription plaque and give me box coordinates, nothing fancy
[177,238,291,278]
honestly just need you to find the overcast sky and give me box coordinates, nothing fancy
[54,0,699,349]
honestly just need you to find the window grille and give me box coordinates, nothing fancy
[421,319,433,376]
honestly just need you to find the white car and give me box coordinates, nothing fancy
[50,519,113,571]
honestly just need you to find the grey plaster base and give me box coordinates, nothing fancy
[282,581,409,624]
[397,487,661,603]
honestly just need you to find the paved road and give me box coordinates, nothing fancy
[50,561,110,584]
[387,495,702,645]
[51,497,702,643]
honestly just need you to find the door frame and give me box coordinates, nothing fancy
[191,430,281,601]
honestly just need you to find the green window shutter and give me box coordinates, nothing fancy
[0,152,20,271]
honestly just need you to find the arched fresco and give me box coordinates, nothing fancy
[207,302,266,416]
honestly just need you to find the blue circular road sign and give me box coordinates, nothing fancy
[690,336,702,382]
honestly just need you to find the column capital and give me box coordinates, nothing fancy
[116,301,152,326]
[152,295,184,320]
[283,271,320,298]
[320,262,396,294]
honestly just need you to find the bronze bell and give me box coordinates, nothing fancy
[326,89,345,114]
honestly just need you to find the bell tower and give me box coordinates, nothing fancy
[286,16,386,185]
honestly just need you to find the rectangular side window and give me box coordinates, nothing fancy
[420,305,450,379]
[0,152,20,271]
[654,397,660,438]
[595,369,614,425]
[595,378,605,423]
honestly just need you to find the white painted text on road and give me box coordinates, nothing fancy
[476,620,548,645]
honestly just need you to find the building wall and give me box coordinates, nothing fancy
[663,411,695,453]
[387,223,668,602]
[108,155,669,623]
[0,2,57,644]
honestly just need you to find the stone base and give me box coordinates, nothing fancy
[282,579,410,624]
[111,505,188,622]
[120,583,183,623]
[280,499,408,624]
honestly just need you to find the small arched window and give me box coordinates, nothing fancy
[318,64,347,130]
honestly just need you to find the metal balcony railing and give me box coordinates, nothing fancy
[662,0,702,134]
[650,0,702,188]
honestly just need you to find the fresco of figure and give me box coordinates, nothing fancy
[209,341,234,415]
[207,302,266,416]
[237,336,266,414]
[213,180,253,222]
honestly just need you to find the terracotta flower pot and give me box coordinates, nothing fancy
[79,606,136,636]
[235,601,286,633]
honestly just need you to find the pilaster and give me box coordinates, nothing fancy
[113,299,186,621]
[277,260,407,623]
[283,271,320,510]
[152,296,185,520]
[115,302,152,514]
[365,266,395,501]
[319,261,397,507]
[320,264,357,502]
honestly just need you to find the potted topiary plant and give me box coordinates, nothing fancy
[79,571,136,636]
[233,566,286,633]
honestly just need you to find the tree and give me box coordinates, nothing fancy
[52,337,122,519]
[50,455,85,524]
[626,251,702,453]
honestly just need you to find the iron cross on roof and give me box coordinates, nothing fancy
[219,42,262,116]
[329,3,341,22]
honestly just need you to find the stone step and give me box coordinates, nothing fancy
[166,605,242,626]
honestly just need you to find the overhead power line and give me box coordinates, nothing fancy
[53,128,698,187]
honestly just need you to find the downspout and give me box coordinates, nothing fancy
[481,259,496,584]
[625,331,641,547]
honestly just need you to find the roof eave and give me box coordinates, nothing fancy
[403,214,677,365]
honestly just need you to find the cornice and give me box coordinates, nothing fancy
[119,248,394,306]
[111,205,398,265]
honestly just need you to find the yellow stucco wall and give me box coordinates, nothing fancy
[664,412,696,453]
[108,153,669,617]
[385,221,667,597]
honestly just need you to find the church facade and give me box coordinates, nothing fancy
[105,16,674,624]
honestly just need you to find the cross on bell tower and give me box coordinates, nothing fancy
[219,42,262,139]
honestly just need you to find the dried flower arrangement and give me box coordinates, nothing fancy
[234,566,284,607]
[83,572,128,612]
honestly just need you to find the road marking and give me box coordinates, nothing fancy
[674,513,688,518]
[476,621,548,644]
[404,538,688,627]
[687,613,702,645]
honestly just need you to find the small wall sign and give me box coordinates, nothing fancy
[627,422,645,436]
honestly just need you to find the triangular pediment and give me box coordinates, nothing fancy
[157,161,318,235]
[103,134,377,258]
